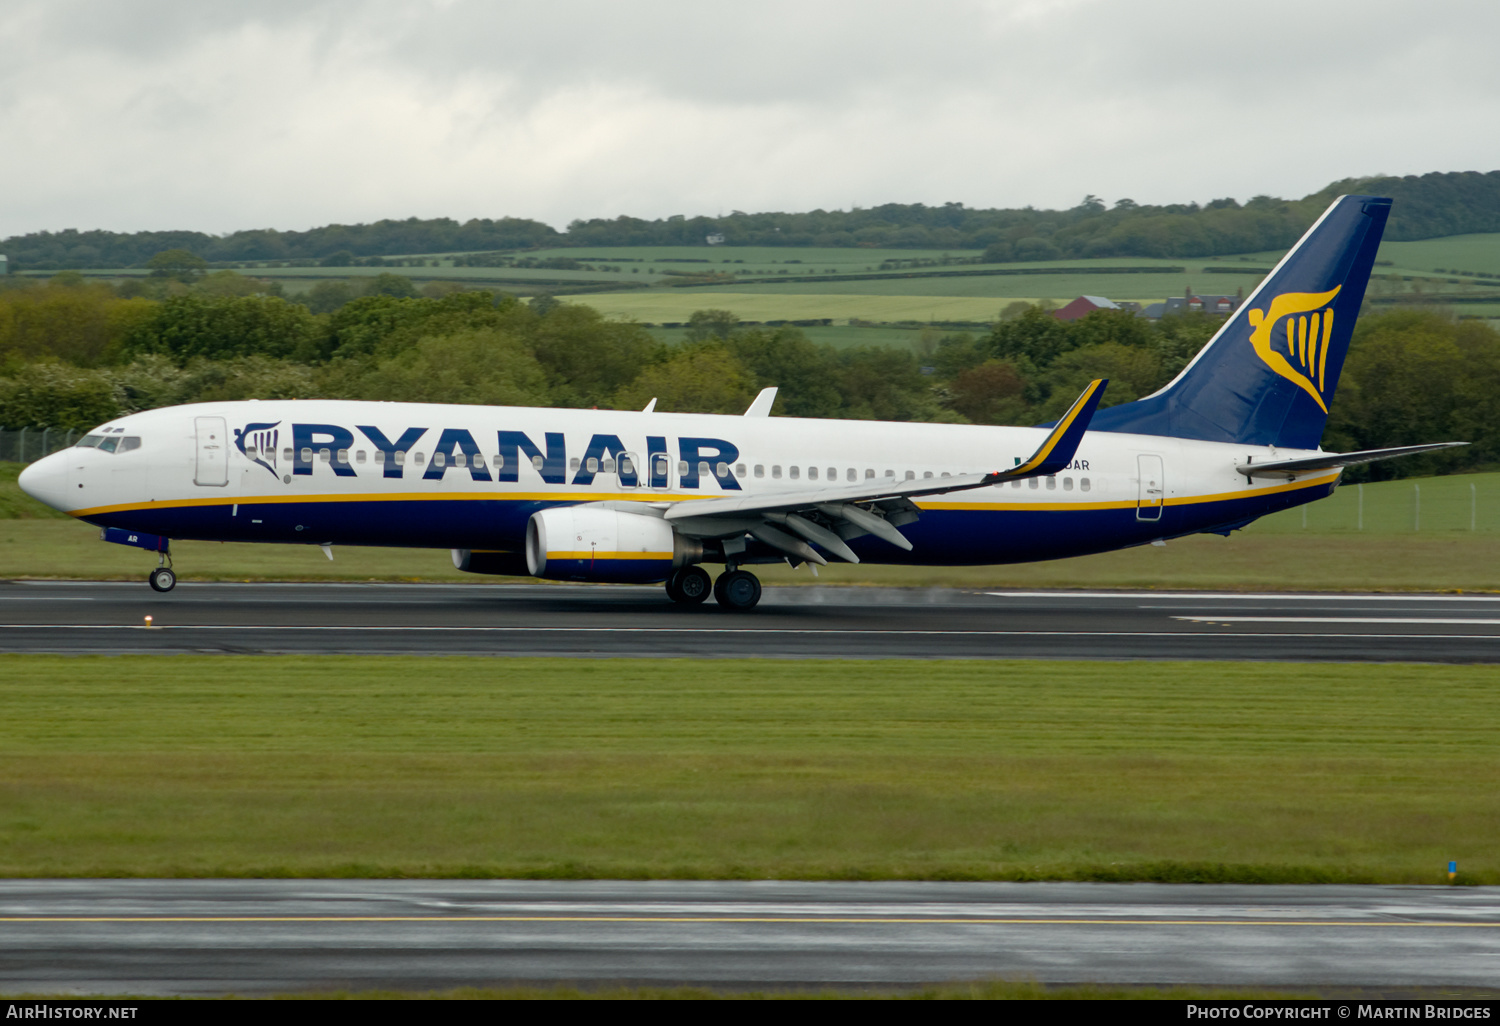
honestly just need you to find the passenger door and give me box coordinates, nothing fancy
[194,416,229,487]
[1136,453,1164,522]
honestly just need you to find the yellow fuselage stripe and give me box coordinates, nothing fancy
[68,471,1339,520]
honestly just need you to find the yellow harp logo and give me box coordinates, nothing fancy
[1246,285,1341,413]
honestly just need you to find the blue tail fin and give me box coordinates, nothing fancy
[1090,194,1391,449]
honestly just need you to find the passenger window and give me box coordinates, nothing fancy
[356,450,367,464]
[119,436,141,453]
[618,456,632,475]
[789,466,800,480]
[941,472,951,478]
[716,462,729,478]
[602,458,615,473]
[494,455,505,469]
[472,454,485,468]
[414,453,426,466]
[245,446,258,458]
[735,463,746,478]
[570,457,581,471]
[678,460,688,475]
[847,468,857,482]
[301,447,313,462]
[318,448,330,463]
[454,453,467,468]
[827,467,836,480]
[533,455,545,471]
[1063,477,1074,491]
[1080,477,1091,492]
[395,450,406,465]
[283,448,294,462]
[1045,475,1056,490]
[433,452,446,468]
[865,469,875,479]
[336,448,348,464]
[923,471,933,479]
[904,470,915,481]
[884,469,895,479]
[755,465,765,478]
[772,466,782,479]
[586,457,599,473]
[1011,479,1021,488]
[698,461,711,479]
[1028,477,1039,489]
[374,450,386,464]
[808,466,819,481]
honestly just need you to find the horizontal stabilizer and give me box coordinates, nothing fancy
[1237,442,1468,478]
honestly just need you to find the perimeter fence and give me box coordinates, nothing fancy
[0,428,81,464]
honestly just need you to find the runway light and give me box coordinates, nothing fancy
[1449,860,1458,882]
[144,615,153,628]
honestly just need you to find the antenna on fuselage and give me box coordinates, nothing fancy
[642,398,657,413]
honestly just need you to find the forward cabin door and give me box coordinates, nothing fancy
[1136,453,1164,522]
[194,416,229,487]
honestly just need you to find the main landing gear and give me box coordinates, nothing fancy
[664,566,762,611]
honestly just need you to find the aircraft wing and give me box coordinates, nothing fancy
[659,379,1107,565]
[1236,442,1468,478]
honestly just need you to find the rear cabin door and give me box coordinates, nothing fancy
[1136,453,1164,522]
[194,416,229,487]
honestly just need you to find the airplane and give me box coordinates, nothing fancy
[16,194,1465,610]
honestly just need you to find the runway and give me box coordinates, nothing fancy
[2,881,1498,995]
[4,580,1500,660]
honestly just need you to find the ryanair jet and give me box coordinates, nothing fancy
[16,195,1464,609]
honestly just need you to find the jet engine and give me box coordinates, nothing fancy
[525,506,703,583]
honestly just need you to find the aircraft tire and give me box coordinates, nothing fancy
[713,569,761,611]
[148,567,176,592]
[668,565,712,605]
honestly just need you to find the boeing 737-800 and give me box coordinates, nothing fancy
[16,195,1463,609]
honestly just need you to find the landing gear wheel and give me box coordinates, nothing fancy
[666,566,712,605]
[148,567,177,593]
[713,569,762,611]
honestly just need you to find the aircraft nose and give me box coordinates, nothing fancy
[17,450,74,513]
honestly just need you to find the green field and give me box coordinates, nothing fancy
[572,291,1031,325]
[5,464,1500,589]
[2,654,1496,881]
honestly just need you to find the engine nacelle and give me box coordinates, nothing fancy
[525,506,701,583]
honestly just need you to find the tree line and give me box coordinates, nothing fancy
[0,271,1495,482]
[5,171,1497,270]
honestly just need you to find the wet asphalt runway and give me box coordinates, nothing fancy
[3,880,1498,996]
[3,580,1500,660]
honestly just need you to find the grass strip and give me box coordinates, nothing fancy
[1,656,1496,882]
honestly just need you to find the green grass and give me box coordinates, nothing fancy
[573,292,1033,324]
[646,324,930,349]
[5,467,1500,589]
[2,655,1497,881]
[1377,233,1500,277]
[692,271,1264,302]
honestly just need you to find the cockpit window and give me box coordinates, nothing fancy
[74,434,141,454]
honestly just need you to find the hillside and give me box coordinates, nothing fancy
[5,171,1497,270]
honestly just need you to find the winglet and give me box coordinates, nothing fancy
[993,379,1106,482]
[744,386,778,417]
[642,398,657,414]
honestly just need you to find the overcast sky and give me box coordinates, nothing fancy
[2,0,1497,237]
